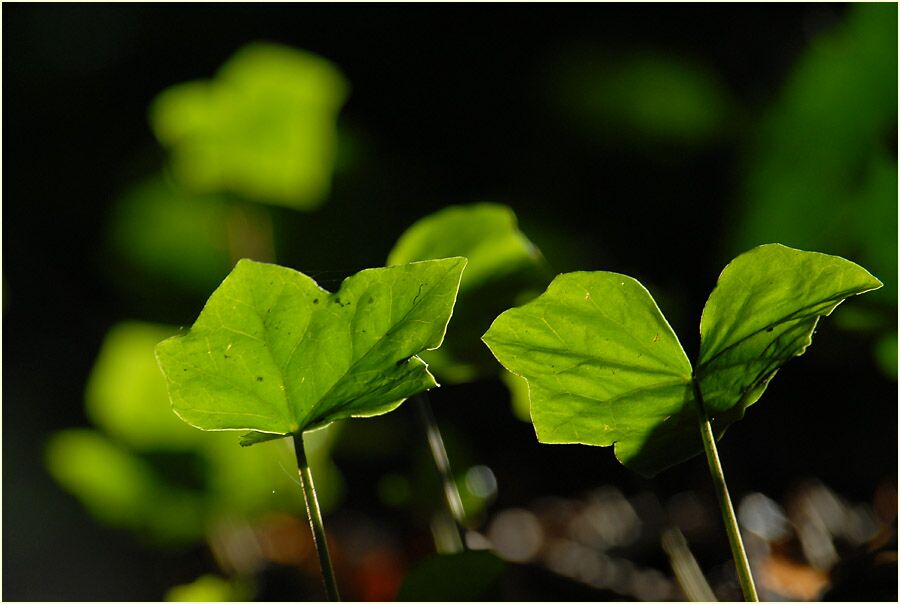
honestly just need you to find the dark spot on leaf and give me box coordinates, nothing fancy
[766,327,774,332]
[313,298,319,304]
[256,376,264,382]
[224,354,230,359]
[368,296,374,304]
[335,297,341,304]
[183,368,188,372]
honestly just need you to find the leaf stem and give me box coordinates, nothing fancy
[292,433,341,601]
[693,382,758,602]
[413,393,467,552]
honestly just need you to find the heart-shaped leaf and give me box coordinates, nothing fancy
[156,258,466,443]
[387,203,549,383]
[483,245,881,477]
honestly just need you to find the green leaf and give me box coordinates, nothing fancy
[45,429,208,544]
[387,203,549,383]
[396,551,505,601]
[85,321,202,450]
[696,244,883,423]
[165,574,253,602]
[150,42,348,209]
[156,257,466,441]
[483,245,881,477]
[483,271,694,476]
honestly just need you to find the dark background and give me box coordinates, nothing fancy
[4,4,896,600]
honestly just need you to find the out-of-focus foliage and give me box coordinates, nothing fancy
[86,322,200,449]
[46,321,343,546]
[108,178,236,294]
[551,48,735,146]
[164,574,253,602]
[108,177,277,299]
[46,429,207,542]
[733,4,897,339]
[396,550,506,601]
[484,245,881,477]
[501,370,532,423]
[388,204,550,386]
[150,42,348,209]
[156,258,466,440]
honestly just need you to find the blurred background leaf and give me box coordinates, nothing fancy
[548,47,737,149]
[396,550,506,601]
[164,573,254,602]
[730,3,897,378]
[46,321,344,547]
[107,177,276,298]
[150,42,348,209]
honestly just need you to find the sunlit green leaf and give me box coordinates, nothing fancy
[483,271,693,476]
[156,258,466,441]
[396,551,505,601]
[696,244,883,424]
[483,245,881,476]
[150,42,348,209]
[387,203,548,383]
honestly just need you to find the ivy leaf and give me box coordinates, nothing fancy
[150,42,348,209]
[156,257,466,443]
[387,203,549,383]
[482,271,694,476]
[696,244,883,424]
[483,245,881,477]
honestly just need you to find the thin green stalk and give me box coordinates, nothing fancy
[293,433,341,601]
[693,382,758,602]
[413,393,467,552]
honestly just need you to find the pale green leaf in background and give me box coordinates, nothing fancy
[47,320,343,545]
[45,429,208,543]
[156,258,466,441]
[86,321,200,450]
[150,42,348,209]
[387,203,549,383]
[164,574,253,602]
[483,245,881,477]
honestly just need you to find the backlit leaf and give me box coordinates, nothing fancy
[387,203,549,383]
[696,244,883,423]
[156,258,466,441]
[483,245,881,476]
[483,271,693,476]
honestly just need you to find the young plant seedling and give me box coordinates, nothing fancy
[156,257,466,600]
[482,244,882,601]
[387,204,548,550]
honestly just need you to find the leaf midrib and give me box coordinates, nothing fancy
[697,286,873,374]
[300,261,459,428]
